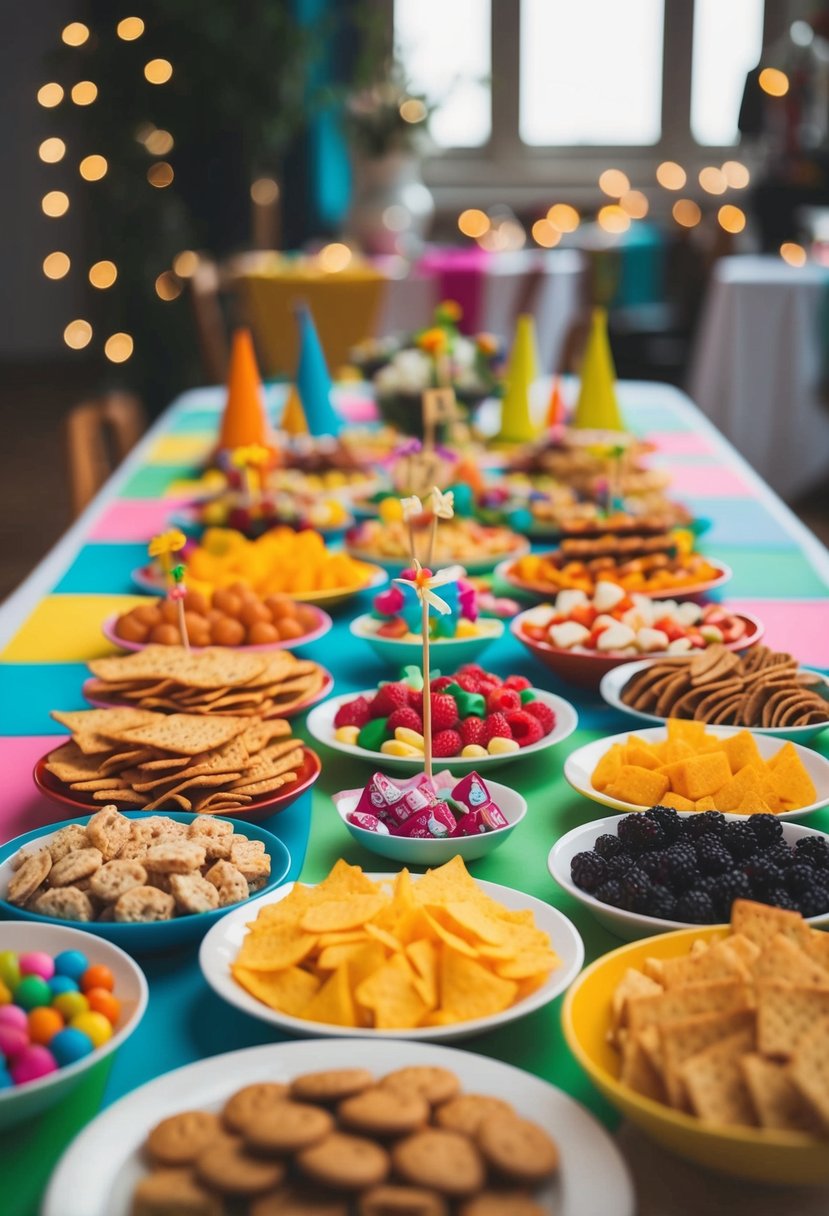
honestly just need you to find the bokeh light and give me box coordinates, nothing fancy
[620,190,649,218]
[532,218,561,247]
[759,68,789,97]
[780,242,807,267]
[42,191,69,217]
[250,177,279,205]
[88,260,117,289]
[399,98,427,123]
[699,166,727,194]
[144,129,174,155]
[155,271,183,301]
[117,17,145,40]
[597,204,630,233]
[79,154,107,181]
[144,59,173,85]
[71,81,98,106]
[105,333,134,363]
[598,169,630,198]
[656,161,686,189]
[64,319,92,349]
[457,208,490,238]
[173,250,198,277]
[61,22,89,46]
[546,203,580,232]
[318,242,352,272]
[722,161,750,189]
[147,161,174,188]
[718,204,746,234]
[39,138,66,163]
[43,252,70,280]
[672,199,702,228]
[37,83,64,108]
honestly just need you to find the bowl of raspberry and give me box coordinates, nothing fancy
[306,665,579,772]
[548,806,829,940]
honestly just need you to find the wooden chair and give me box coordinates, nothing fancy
[188,257,229,383]
[65,392,146,517]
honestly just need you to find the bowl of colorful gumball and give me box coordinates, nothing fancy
[0,922,147,1128]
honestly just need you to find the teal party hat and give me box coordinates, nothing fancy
[294,302,339,436]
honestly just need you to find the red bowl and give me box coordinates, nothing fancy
[81,669,334,721]
[510,609,764,690]
[33,744,322,824]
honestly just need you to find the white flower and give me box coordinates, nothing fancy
[430,486,455,520]
[401,495,423,521]
[395,560,457,615]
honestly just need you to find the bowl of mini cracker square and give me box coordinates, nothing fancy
[563,901,829,1183]
[0,809,292,951]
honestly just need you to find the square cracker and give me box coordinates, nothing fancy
[788,1015,829,1130]
[756,983,829,1058]
[680,1028,757,1127]
[107,713,250,755]
[741,1053,822,1133]
[627,980,751,1035]
[731,900,812,950]
[752,934,829,988]
[660,1008,756,1109]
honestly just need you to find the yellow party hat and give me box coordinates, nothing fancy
[572,308,625,432]
[281,383,309,435]
[494,313,539,443]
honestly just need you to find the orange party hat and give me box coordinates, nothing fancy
[544,376,566,428]
[218,328,271,451]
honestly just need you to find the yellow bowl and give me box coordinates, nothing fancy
[562,925,829,1185]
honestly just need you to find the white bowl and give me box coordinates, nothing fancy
[0,922,148,1130]
[307,687,579,773]
[349,612,504,671]
[564,725,829,821]
[600,658,829,743]
[199,873,584,1043]
[333,775,527,864]
[548,812,829,941]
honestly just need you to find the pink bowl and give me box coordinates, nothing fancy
[101,606,333,654]
[34,745,322,824]
[510,609,764,690]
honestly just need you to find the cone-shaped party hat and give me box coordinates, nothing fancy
[295,303,339,436]
[572,308,625,431]
[218,328,270,451]
[281,383,309,435]
[494,313,539,443]
[544,375,566,429]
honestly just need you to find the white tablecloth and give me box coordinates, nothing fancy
[688,254,829,500]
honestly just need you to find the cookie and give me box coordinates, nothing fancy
[114,884,175,922]
[47,824,90,864]
[243,1100,334,1153]
[147,1111,224,1166]
[229,839,271,881]
[434,1094,515,1137]
[475,1115,559,1186]
[86,805,131,860]
[89,859,147,902]
[296,1132,390,1191]
[188,816,234,860]
[250,1184,349,1216]
[117,839,150,863]
[7,849,51,905]
[131,1167,223,1216]
[458,1193,547,1216]
[169,872,220,915]
[338,1087,429,1138]
[204,859,249,907]
[380,1067,460,1107]
[391,1130,484,1198]
[32,885,93,922]
[358,1184,449,1215]
[145,841,206,874]
[50,847,103,887]
[290,1068,375,1105]
[221,1082,290,1133]
[195,1137,285,1195]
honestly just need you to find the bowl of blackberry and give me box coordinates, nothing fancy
[548,805,829,940]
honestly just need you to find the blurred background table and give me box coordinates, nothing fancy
[689,255,829,500]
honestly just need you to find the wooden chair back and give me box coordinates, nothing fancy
[65,392,146,517]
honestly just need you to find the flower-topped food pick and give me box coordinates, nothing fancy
[229,443,271,515]
[428,485,454,567]
[393,560,457,781]
[401,493,422,565]
[147,529,190,648]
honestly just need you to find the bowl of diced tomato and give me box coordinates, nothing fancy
[510,584,763,689]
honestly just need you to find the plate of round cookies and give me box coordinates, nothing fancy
[43,1038,635,1216]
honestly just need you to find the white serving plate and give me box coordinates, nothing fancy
[199,872,584,1042]
[307,687,579,773]
[600,658,829,742]
[0,922,147,1130]
[548,812,829,941]
[564,725,829,821]
[43,1038,634,1216]
[333,775,527,864]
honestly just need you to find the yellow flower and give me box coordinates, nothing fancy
[230,443,271,469]
[148,528,186,558]
[417,327,448,357]
[437,299,462,321]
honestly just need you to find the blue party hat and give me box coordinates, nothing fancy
[294,303,339,436]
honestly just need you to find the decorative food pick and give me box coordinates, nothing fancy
[228,442,271,512]
[148,529,189,650]
[428,486,455,567]
[169,563,190,651]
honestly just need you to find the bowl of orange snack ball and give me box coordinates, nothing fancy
[131,527,387,609]
[104,587,333,653]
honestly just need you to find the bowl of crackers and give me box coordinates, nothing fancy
[601,644,829,742]
[81,645,333,721]
[563,899,829,1183]
[564,721,829,821]
[0,808,292,949]
[34,708,321,822]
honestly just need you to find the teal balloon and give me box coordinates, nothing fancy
[449,482,475,516]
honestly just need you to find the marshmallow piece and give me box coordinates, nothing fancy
[461,744,488,758]
[630,595,655,626]
[554,589,589,615]
[487,736,520,755]
[381,740,423,757]
[549,621,591,650]
[593,581,626,612]
[596,622,637,652]
[675,601,703,625]
[700,624,724,643]
[636,627,670,652]
[335,726,361,745]
[395,726,425,750]
[667,637,693,653]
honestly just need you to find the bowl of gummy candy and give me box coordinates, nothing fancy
[0,922,147,1128]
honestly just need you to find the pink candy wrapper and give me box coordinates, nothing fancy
[346,811,390,835]
[394,802,457,839]
[337,770,507,839]
[451,772,508,829]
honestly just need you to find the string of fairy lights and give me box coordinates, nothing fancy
[36,15,197,363]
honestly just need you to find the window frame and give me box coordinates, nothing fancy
[406,0,785,212]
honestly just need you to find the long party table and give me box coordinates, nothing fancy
[2,379,829,1215]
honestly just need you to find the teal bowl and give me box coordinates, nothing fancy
[0,812,291,954]
[349,613,505,671]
